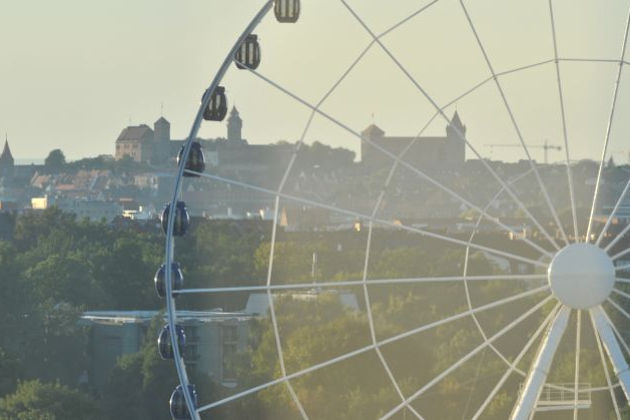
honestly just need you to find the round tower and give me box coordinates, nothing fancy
[153,117,171,163]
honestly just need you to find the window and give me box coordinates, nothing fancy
[222,325,238,383]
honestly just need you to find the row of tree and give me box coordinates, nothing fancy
[0,208,624,418]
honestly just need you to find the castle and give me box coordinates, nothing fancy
[361,111,466,170]
[114,108,294,190]
[114,106,249,165]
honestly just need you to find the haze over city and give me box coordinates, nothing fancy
[3,0,630,163]
[4,2,630,420]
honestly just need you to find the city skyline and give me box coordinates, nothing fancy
[2,0,630,164]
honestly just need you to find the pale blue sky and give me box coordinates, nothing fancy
[2,0,630,163]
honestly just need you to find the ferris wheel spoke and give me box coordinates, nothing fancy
[573,310,582,420]
[611,288,630,300]
[440,59,554,114]
[380,295,554,420]
[263,199,310,418]
[510,305,571,420]
[175,274,546,295]
[596,177,630,246]
[459,0,570,247]
[585,7,630,241]
[606,297,630,325]
[615,263,630,272]
[258,20,396,419]
[240,56,558,259]
[188,169,549,267]
[470,303,561,420]
[611,247,630,262]
[359,220,424,419]
[548,0,579,242]
[462,170,537,379]
[558,57,626,64]
[375,346,425,420]
[601,306,630,359]
[606,222,630,253]
[338,0,562,253]
[589,307,626,416]
[196,284,549,414]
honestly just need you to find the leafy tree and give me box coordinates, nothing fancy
[24,254,100,307]
[13,208,77,251]
[0,380,100,420]
[102,315,178,420]
[0,348,18,397]
[92,235,161,310]
[44,149,66,172]
[15,301,88,386]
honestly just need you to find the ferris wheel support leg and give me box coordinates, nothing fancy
[590,306,630,403]
[510,306,571,420]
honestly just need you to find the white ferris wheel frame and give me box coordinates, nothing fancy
[164,1,630,419]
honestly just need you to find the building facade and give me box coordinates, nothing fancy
[360,111,466,171]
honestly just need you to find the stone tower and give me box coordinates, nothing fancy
[153,117,171,163]
[227,106,243,143]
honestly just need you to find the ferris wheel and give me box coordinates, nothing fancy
[158,0,630,418]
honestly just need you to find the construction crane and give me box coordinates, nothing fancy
[485,140,562,164]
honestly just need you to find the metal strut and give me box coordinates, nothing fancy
[590,306,630,403]
[511,306,571,420]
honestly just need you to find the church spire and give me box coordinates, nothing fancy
[0,135,14,166]
[446,111,466,138]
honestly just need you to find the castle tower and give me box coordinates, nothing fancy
[154,117,170,143]
[153,117,171,163]
[360,124,385,167]
[227,106,243,143]
[0,138,15,179]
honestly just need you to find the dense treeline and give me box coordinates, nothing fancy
[0,209,623,419]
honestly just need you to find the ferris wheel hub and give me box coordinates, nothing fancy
[547,243,615,309]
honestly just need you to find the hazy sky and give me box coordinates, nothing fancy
[2,0,630,163]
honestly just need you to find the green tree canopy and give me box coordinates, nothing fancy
[44,149,66,172]
[0,380,100,420]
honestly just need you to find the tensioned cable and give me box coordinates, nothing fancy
[573,310,582,420]
[586,5,630,240]
[238,65,556,258]
[606,223,630,255]
[459,0,569,246]
[174,274,546,295]
[188,169,547,267]
[339,0,562,252]
[548,0,580,242]
[380,295,554,419]
[215,5,447,415]
[178,3,630,417]
[470,303,561,420]
[463,169,536,380]
[196,286,550,413]
[602,306,630,359]
[596,176,630,246]
[590,310,622,419]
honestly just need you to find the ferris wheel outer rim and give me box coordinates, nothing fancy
[163,1,630,418]
[164,2,274,419]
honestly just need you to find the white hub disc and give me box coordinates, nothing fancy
[548,243,615,309]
